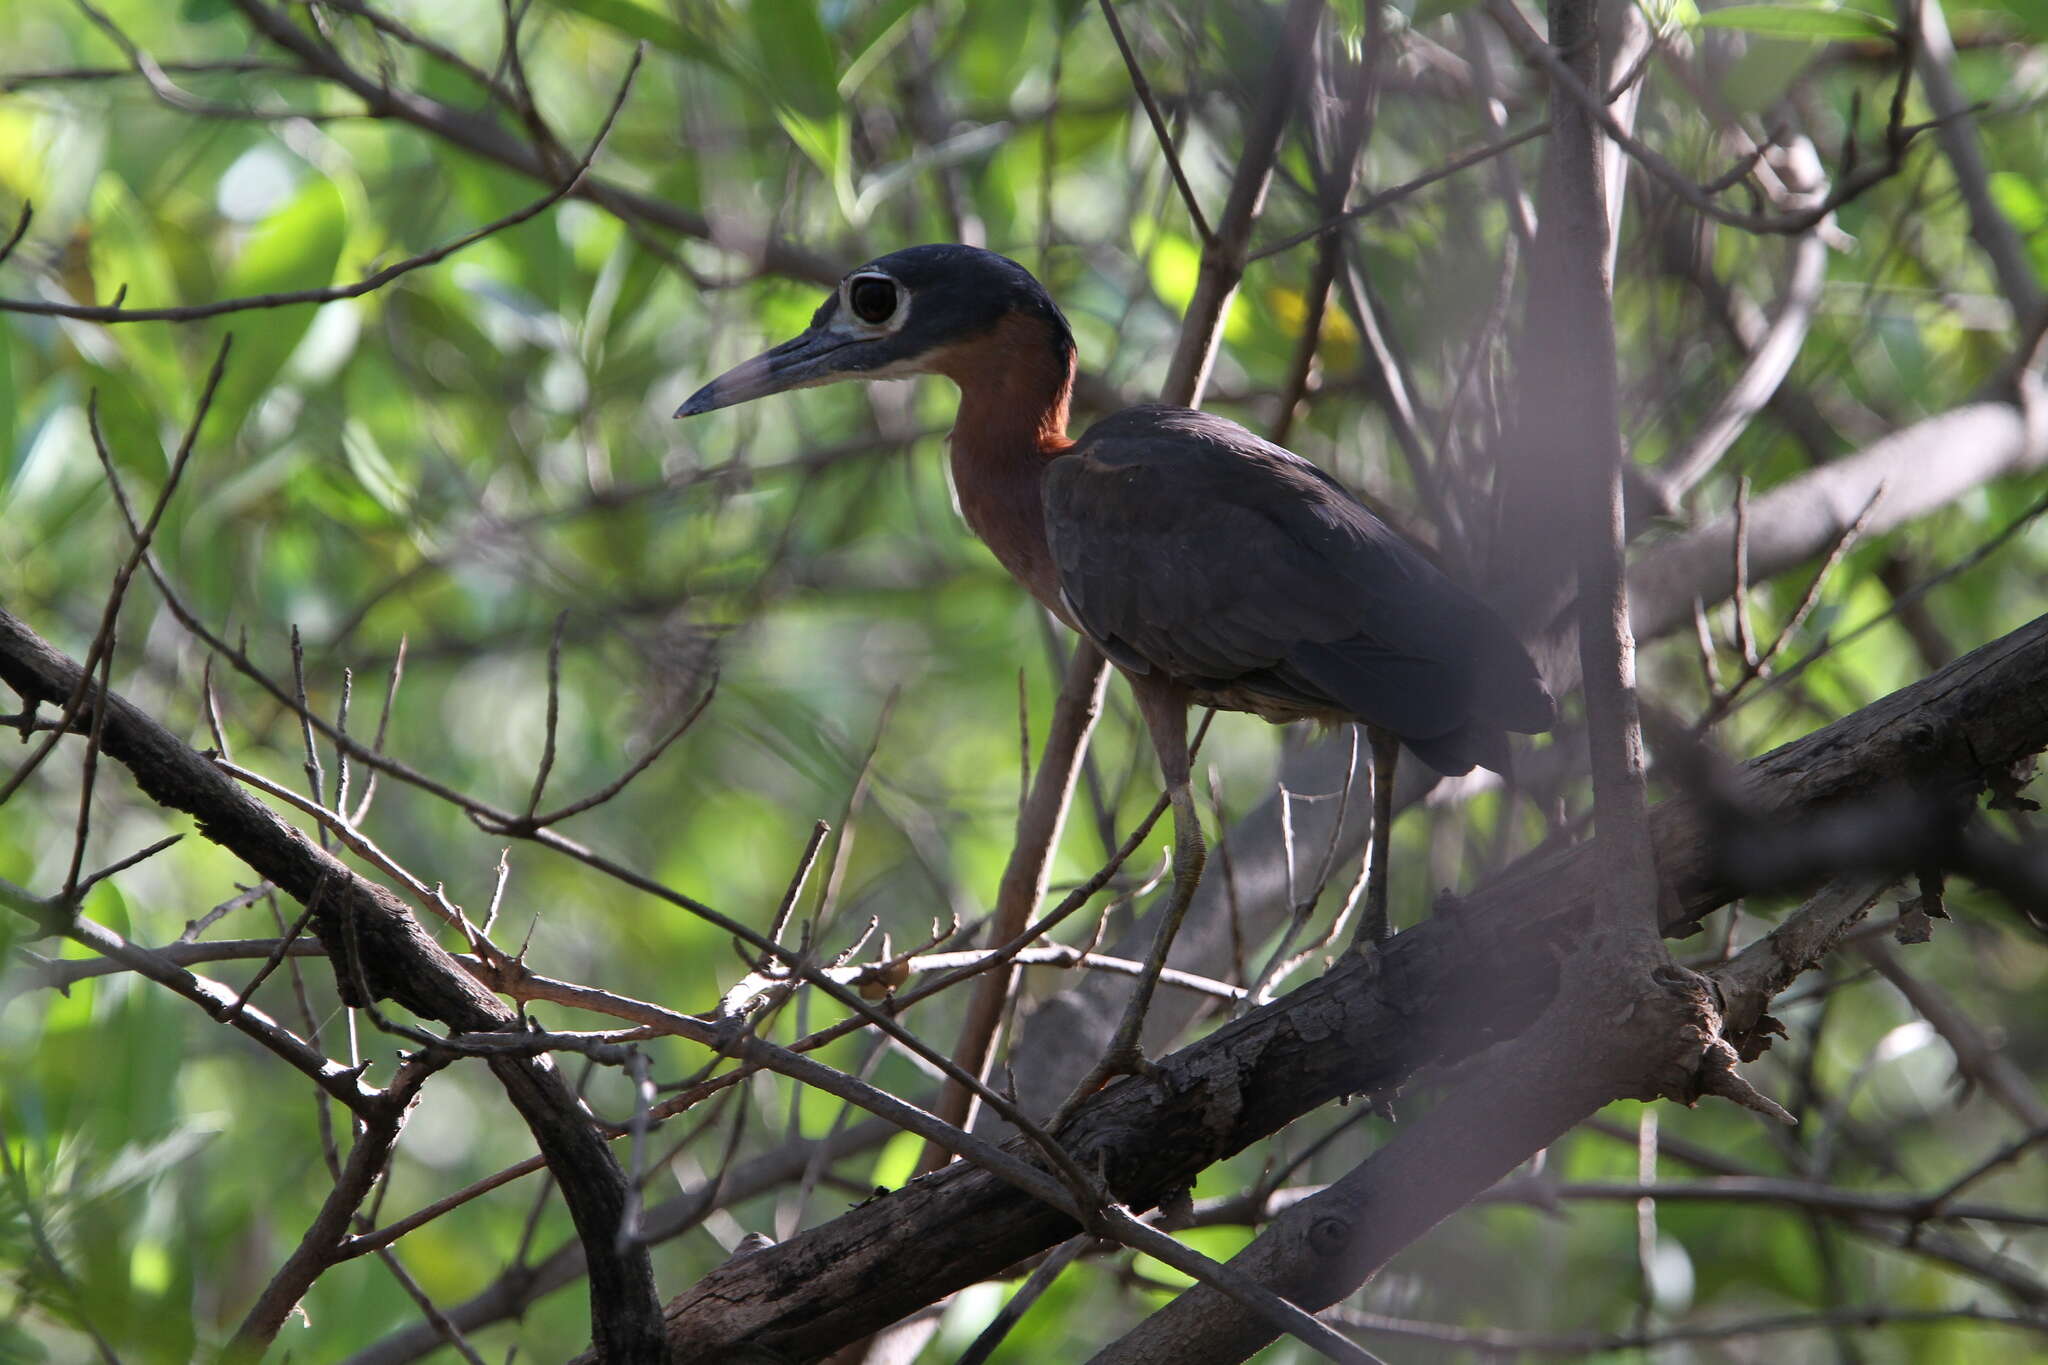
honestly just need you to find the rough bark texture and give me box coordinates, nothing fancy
[653,612,2048,1361]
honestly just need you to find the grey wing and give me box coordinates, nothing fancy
[1042,407,1489,743]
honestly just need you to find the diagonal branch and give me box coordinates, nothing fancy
[1488,0,1928,236]
[0,46,642,323]
[1897,0,2044,319]
[1098,0,1212,243]
[0,608,668,1362]
[225,0,844,285]
[1162,0,1326,404]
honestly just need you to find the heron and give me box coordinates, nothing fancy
[679,244,1554,1077]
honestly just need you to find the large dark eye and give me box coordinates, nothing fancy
[848,275,898,325]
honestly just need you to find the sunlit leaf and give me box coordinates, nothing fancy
[544,0,712,66]
[837,0,921,97]
[747,0,840,121]
[342,418,412,516]
[205,175,348,439]
[1698,3,1892,39]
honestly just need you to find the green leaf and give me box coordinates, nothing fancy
[777,108,847,185]
[838,0,921,98]
[1990,170,2048,235]
[207,175,349,440]
[747,0,841,122]
[342,418,411,516]
[1698,3,1892,39]
[544,0,707,64]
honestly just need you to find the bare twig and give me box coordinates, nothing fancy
[1695,485,1886,733]
[485,672,716,832]
[1488,0,1929,236]
[0,45,643,322]
[1097,0,1212,242]
[1246,122,1548,265]
[0,897,381,1113]
[0,337,230,810]
[229,1058,438,1356]
[524,610,569,819]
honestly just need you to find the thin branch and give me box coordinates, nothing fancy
[923,641,1107,1168]
[0,45,643,322]
[228,1058,438,1356]
[1695,484,1886,734]
[1097,0,1212,242]
[0,337,230,810]
[488,671,716,831]
[1246,122,1547,265]
[524,610,569,819]
[0,897,382,1113]
[1326,1302,2048,1355]
[1093,1204,1384,1365]
[958,1235,1090,1365]
[0,201,31,268]
[227,0,843,286]
[0,57,299,90]
[1489,0,1930,236]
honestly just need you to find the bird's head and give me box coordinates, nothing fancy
[676,244,1074,418]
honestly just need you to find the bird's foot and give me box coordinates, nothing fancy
[1096,1042,1161,1081]
[1048,1046,1163,1131]
[1344,937,1387,982]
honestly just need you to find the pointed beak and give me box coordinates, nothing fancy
[674,327,869,418]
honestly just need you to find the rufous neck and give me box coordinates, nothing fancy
[933,314,1075,462]
[933,314,1076,615]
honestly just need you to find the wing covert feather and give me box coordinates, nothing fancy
[1042,406,1546,750]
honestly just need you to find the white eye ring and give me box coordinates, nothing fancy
[844,273,905,328]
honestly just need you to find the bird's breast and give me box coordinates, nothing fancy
[948,436,1069,620]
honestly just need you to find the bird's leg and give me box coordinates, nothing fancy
[1088,683,1204,1085]
[1351,724,1401,949]
[1098,781,1206,1075]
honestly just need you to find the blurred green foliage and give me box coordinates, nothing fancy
[1,0,2046,1361]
